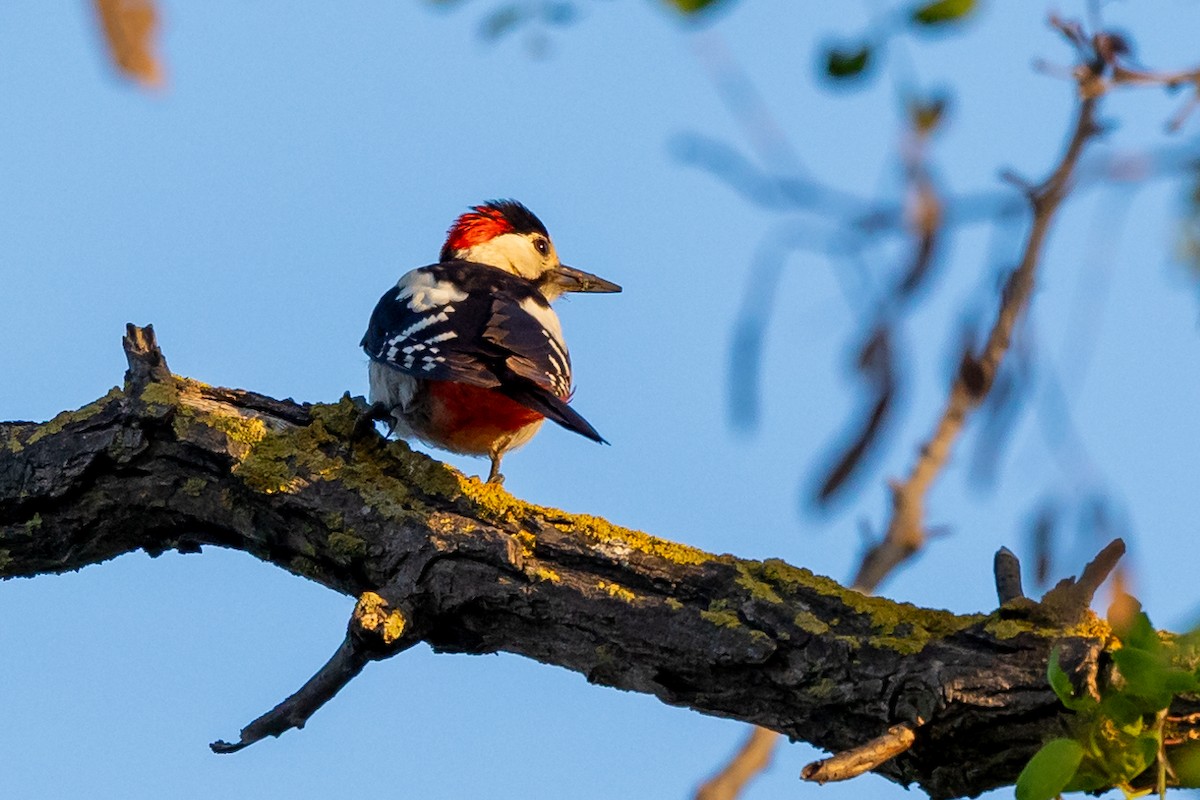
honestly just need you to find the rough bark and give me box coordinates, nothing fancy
[0,326,1151,799]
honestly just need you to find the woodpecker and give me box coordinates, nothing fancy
[361,200,621,484]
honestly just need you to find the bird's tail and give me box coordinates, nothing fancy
[503,382,607,445]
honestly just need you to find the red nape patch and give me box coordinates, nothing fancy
[443,206,514,255]
[426,381,544,454]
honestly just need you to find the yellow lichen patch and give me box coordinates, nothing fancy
[665,598,684,611]
[176,377,213,392]
[188,397,430,521]
[751,557,981,649]
[353,591,407,645]
[23,388,122,448]
[454,477,714,568]
[4,427,27,453]
[736,563,783,604]
[528,565,561,583]
[513,530,537,558]
[598,580,636,603]
[1068,612,1113,643]
[338,451,423,522]
[566,513,712,567]
[793,609,831,636]
[982,617,1039,640]
[231,414,342,495]
[381,611,407,643]
[300,399,438,522]
[138,381,179,407]
[978,608,1109,642]
[458,477,525,519]
[207,412,267,448]
[701,607,742,629]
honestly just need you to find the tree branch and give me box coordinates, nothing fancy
[210,591,418,753]
[852,88,1101,593]
[694,726,779,800]
[0,325,1182,800]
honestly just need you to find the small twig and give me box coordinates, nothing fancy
[994,546,1026,604]
[694,727,778,800]
[1037,538,1125,625]
[800,723,918,784]
[122,322,172,391]
[1156,709,1172,800]
[211,592,416,754]
[1111,64,1200,90]
[210,635,370,754]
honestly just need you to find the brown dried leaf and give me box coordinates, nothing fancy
[94,0,165,89]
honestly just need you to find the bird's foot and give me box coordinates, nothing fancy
[486,456,505,485]
[352,402,392,441]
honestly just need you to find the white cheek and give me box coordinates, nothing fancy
[460,233,544,280]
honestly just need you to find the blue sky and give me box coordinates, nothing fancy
[2,2,1200,798]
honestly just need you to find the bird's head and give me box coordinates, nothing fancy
[440,200,621,301]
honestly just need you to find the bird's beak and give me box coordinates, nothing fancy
[551,264,622,294]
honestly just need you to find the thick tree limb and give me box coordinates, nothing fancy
[0,326,1188,799]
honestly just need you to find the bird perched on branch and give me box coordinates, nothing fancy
[361,200,621,483]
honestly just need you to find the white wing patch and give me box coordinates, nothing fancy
[519,296,565,347]
[396,269,468,312]
[381,269,469,371]
[519,296,572,397]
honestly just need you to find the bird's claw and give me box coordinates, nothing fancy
[352,402,391,442]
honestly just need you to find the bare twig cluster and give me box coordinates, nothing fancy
[854,14,1200,592]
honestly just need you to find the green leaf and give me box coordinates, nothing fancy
[1113,647,1175,712]
[1047,648,1095,712]
[1107,596,1159,653]
[911,0,976,25]
[1067,733,1158,792]
[1099,693,1145,733]
[1063,760,1111,794]
[1048,649,1071,701]
[1016,738,1084,800]
[667,0,721,13]
[1165,667,1200,694]
[1171,740,1200,787]
[824,45,872,80]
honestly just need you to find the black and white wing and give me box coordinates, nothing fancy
[361,264,502,389]
[361,261,604,443]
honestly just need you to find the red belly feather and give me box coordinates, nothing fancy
[425,381,544,454]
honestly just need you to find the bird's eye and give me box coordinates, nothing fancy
[534,237,550,256]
